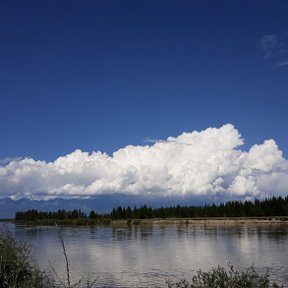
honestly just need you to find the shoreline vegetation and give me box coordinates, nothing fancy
[12,216,288,226]
[0,225,284,288]
[13,195,288,226]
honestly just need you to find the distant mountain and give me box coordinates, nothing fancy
[0,194,230,219]
[0,195,128,218]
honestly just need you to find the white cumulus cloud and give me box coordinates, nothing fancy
[0,124,287,200]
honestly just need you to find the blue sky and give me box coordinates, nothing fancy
[1,0,287,161]
[1,1,288,201]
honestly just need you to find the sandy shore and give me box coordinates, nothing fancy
[111,216,288,226]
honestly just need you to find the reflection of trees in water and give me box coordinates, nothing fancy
[89,225,99,239]
[194,223,288,243]
[157,222,288,243]
[194,225,243,239]
[176,223,190,238]
[133,224,139,239]
[14,225,54,243]
[158,224,167,239]
[255,224,288,242]
[106,225,155,241]
[112,226,133,241]
[139,225,153,240]
[21,226,39,239]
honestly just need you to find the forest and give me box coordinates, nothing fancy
[14,196,288,223]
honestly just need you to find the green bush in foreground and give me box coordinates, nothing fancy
[0,226,52,288]
[0,225,98,288]
[166,264,282,288]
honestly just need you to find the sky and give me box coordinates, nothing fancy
[0,1,288,201]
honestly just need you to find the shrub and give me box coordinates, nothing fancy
[0,225,98,288]
[166,264,282,288]
[0,225,52,288]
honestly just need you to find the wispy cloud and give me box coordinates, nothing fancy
[260,33,288,67]
[276,60,288,67]
[260,34,280,58]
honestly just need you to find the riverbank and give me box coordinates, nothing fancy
[0,218,13,222]
[113,216,288,225]
[12,216,288,226]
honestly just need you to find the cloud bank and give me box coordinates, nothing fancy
[1,124,288,201]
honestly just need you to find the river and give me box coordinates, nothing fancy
[3,222,288,287]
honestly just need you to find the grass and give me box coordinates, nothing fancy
[49,223,99,288]
[0,224,284,288]
[164,264,282,288]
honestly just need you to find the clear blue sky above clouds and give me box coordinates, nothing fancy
[1,0,288,161]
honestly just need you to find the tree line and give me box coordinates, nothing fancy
[15,196,288,222]
[15,209,87,222]
[108,196,288,219]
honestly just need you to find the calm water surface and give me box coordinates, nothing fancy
[4,223,288,287]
